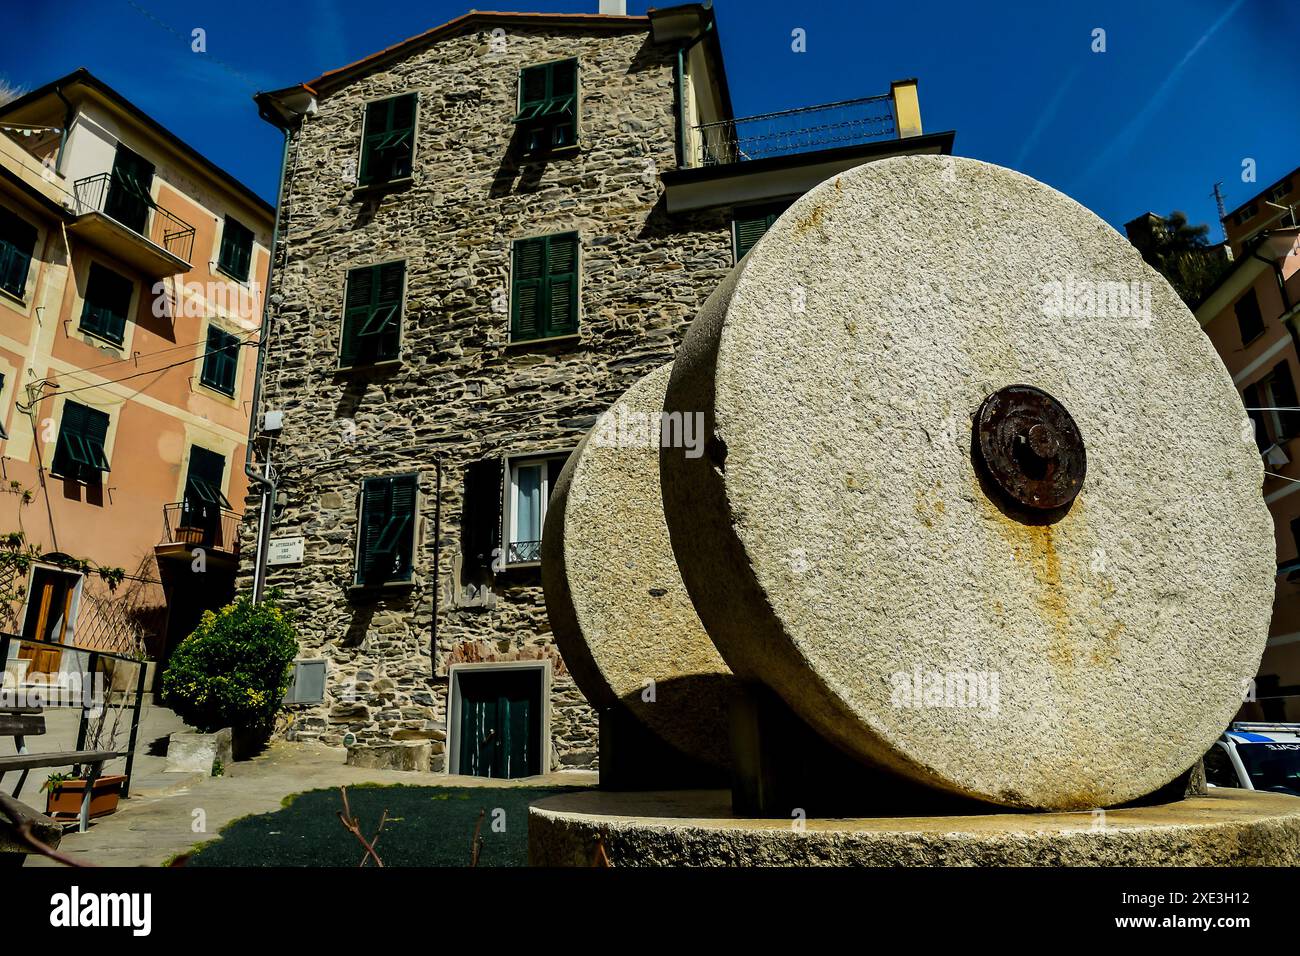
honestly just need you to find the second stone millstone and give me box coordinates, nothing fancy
[659,154,1275,812]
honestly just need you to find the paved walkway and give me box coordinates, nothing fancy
[25,739,596,867]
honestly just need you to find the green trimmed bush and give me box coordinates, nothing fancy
[161,596,298,734]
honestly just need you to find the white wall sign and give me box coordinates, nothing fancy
[267,536,305,566]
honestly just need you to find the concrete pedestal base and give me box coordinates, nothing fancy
[528,788,1300,866]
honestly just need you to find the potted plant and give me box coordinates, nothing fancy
[160,595,298,764]
[42,770,125,821]
[40,666,141,820]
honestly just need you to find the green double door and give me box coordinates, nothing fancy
[456,670,541,779]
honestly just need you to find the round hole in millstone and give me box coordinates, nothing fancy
[541,363,734,772]
[973,384,1086,513]
[659,155,1274,811]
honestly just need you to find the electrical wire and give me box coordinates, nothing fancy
[59,320,258,378]
[18,329,260,411]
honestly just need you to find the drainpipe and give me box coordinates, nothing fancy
[431,457,442,677]
[245,120,293,604]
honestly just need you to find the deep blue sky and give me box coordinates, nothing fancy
[3,0,1297,233]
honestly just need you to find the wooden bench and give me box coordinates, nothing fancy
[0,789,63,864]
[0,706,123,833]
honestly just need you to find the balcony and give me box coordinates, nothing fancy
[662,79,955,213]
[506,539,542,565]
[69,173,194,279]
[154,502,241,567]
[691,94,897,168]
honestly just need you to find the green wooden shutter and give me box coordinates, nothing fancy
[53,401,110,482]
[511,238,546,340]
[1235,289,1264,345]
[1271,361,1300,439]
[0,207,36,299]
[80,405,109,475]
[342,262,403,366]
[104,145,155,234]
[516,66,549,121]
[546,234,578,336]
[201,326,239,395]
[81,264,132,345]
[359,94,417,186]
[218,216,253,281]
[384,474,418,580]
[185,446,229,508]
[357,474,417,585]
[341,265,374,366]
[734,208,783,262]
[51,401,86,477]
[363,261,404,362]
[514,60,578,153]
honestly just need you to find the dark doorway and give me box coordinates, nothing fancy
[104,143,155,234]
[455,668,543,779]
[181,446,230,549]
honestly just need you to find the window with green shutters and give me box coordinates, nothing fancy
[200,325,240,396]
[80,263,134,345]
[359,94,417,186]
[104,144,155,235]
[184,446,230,510]
[217,215,254,282]
[732,203,790,263]
[355,473,418,586]
[340,261,405,367]
[0,206,36,300]
[51,401,111,483]
[1235,288,1264,345]
[511,233,578,342]
[514,59,578,155]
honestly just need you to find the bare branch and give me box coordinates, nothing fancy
[336,785,385,868]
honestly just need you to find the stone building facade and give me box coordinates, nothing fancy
[249,6,953,773]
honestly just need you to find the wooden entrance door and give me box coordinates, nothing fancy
[17,568,78,677]
[456,669,541,778]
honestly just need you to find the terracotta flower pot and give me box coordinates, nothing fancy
[44,774,125,821]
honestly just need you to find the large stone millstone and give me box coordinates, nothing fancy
[543,363,734,772]
[660,155,1275,811]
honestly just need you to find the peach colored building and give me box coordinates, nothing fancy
[0,70,272,683]
[1195,226,1300,719]
[1222,166,1300,259]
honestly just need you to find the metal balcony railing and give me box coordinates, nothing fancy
[691,93,897,168]
[507,539,542,564]
[73,172,196,264]
[160,502,241,556]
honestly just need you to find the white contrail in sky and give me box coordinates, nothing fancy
[1072,0,1246,190]
[1014,66,1081,170]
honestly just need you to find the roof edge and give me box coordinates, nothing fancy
[298,11,653,99]
[0,68,274,218]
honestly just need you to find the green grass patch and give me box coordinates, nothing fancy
[185,785,581,867]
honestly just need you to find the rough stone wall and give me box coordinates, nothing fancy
[241,24,736,771]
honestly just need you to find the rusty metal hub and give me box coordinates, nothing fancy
[973,385,1086,511]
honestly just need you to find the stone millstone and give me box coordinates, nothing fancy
[543,363,734,771]
[660,155,1275,811]
[528,789,1300,867]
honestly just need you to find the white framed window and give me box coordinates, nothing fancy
[503,453,569,566]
